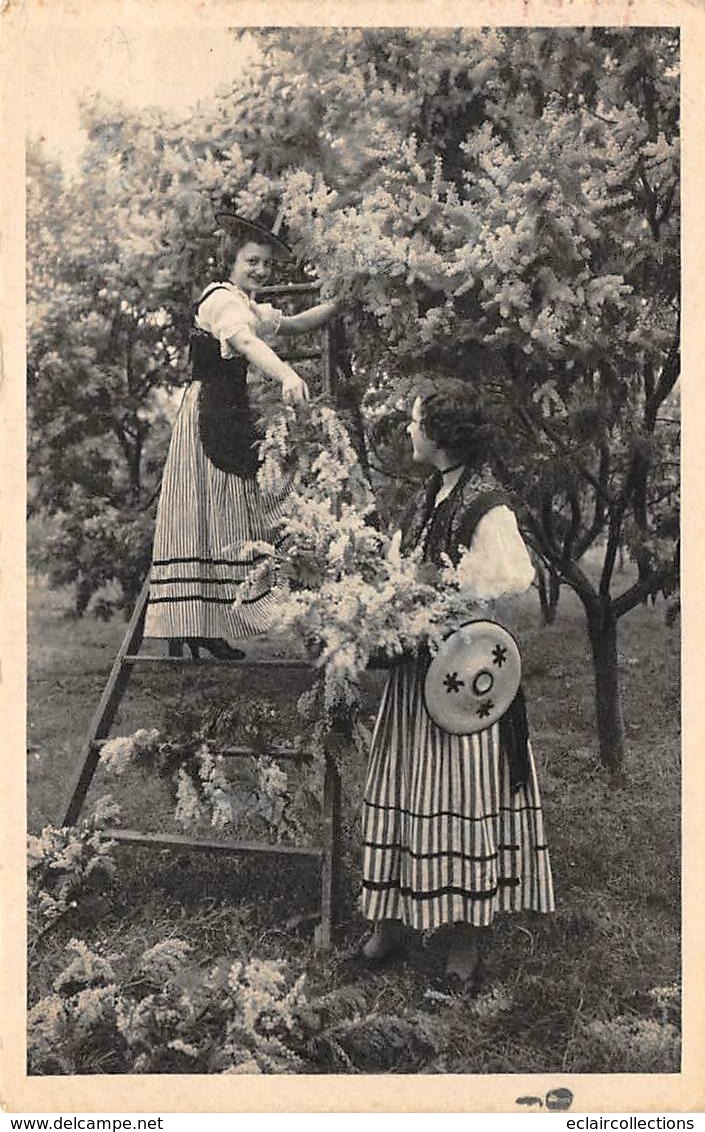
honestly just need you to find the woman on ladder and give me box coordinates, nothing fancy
[144,212,339,659]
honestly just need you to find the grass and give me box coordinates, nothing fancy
[27,565,681,1074]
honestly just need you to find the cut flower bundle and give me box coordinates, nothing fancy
[237,404,491,719]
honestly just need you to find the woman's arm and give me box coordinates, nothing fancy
[229,330,309,403]
[279,300,339,336]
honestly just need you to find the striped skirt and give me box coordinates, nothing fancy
[362,655,555,930]
[144,383,288,641]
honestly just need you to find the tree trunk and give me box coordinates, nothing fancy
[535,560,560,625]
[547,567,561,624]
[617,544,626,572]
[329,317,371,476]
[583,597,626,785]
[126,424,144,504]
[536,561,549,623]
[74,576,93,618]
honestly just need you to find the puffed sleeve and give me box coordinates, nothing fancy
[251,301,283,342]
[457,506,535,600]
[195,288,257,359]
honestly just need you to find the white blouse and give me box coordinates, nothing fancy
[390,504,535,601]
[195,283,282,359]
[457,505,535,600]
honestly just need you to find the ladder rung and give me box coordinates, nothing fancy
[123,655,313,668]
[255,282,321,296]
[278,351,324,362]
[123,654,391,669]
[106,829,323,858]
[90,739,311,761]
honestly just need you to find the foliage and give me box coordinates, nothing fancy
[28,28,679,753]
[575,998,681,1073]
[26,140,179,615]
[33,495,156,618]
[99,704,324,846]
[27,797,123,949]
[27,931,446,1075]
[28,936,304,1074]
[241,403,511,738]
[219,28,680,773]
[27,573,681,1076]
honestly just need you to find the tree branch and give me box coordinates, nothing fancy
[554,555,598,603]
[540,489,557,552]
[600,508,623,598]
[644,329,680,429]
[520,507,558,563]
[575,439,610,558]
[657,180,677,229]
[366,460,419,486]
[112,423,132,464]
[138,482,163,512]
[613,562,679,619]
[124,321,137,395]
[611,337,681,588]
[518,406,613,508]
[562,490,582,563]
[638,159,660,238]
[648,482,680,506]
[522,502,596,603]
[643,358,655,403]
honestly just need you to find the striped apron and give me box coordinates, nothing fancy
[362,653,555,929]
[144,382,288,641]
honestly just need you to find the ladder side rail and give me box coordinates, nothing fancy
[61,299,344,939]
[316,753,342,951]
[63,576,151,826]
[320,323,333,397]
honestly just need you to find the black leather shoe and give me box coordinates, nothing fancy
[167,637,246,661]
[198,638,246,660]
[427,953,484,999]
[443,932,485,995]
[360,922,407,967]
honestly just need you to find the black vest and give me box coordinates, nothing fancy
[403,472,531,792]
[190,284,261,477]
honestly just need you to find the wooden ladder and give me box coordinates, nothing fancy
[62,281,341,950]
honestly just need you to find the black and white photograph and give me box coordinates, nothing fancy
[2,0,703,1115]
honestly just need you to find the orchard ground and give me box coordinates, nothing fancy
[27,556,680,1075]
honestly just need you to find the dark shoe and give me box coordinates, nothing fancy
[360,921,407,967]
[168,637,203,659]
[195,638,246,661]
[441,953,485,996]
[444,925,486,993]
[167,637,246,661]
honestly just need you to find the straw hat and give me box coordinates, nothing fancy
[215,209,292,259]
[423,620,522,735]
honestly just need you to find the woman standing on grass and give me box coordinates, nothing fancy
[361,389,555,989]
[144,213,339,659]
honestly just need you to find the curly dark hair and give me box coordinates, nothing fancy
[418,390,495,468]
[216,230,275,279]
